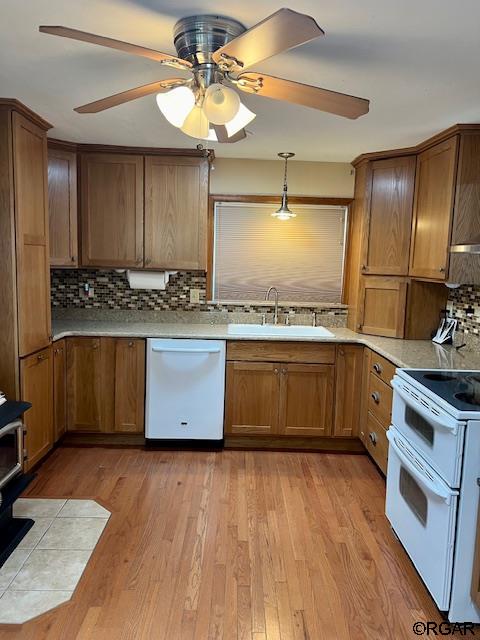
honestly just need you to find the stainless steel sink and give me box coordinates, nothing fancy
[227,324,334,338]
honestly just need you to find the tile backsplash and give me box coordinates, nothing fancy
[447,285,480,336]
[50,269,347,317]
[51,271,480,335]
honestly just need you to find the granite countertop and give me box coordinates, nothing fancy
[51,318,480,371]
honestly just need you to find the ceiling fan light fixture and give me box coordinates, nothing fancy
[225,103,256,137]
[203,83,240,124]
[181,105,210,139]
[156,85,195,127]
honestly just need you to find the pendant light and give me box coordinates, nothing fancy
[272,152,296,220]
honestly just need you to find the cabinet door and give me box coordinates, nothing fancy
[53,340,67,442]
[362,156,415,275]
[113,339,145,433]
[66,337,110,432]
[20,347,53,470]
[279,364,334,437]
[225,362,280,434]
[144,157,209,270]
[334,345,363,437]
[409,137,459,280]
[358,276,407,338]
[12,112,51,356]
[80,153,144,268]
[48,148,78,267]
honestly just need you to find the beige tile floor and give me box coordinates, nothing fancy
[0,499,110,624]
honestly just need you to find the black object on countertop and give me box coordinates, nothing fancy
[0,401,31,430]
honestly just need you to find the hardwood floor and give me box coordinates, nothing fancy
[0,447,443,639]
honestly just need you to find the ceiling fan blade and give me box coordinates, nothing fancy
[39,26,192,70]
[212,9,323,71]
[74,79,186,113]
[237,72,370,119]
[213,125,246,143]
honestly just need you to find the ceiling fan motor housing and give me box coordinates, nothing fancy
[173,15,246,66]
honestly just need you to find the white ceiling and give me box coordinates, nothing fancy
[1,0,480,161]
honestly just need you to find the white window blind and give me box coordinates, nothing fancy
[212,202,347,303]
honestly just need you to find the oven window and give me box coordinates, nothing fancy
[399,466,428,527]
[0,431,18,479]
[405,406,434,447]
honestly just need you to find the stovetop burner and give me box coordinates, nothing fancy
[403,370,480,412]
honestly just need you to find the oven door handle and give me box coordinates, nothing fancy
[392,380,461,435]
[387,430,458,504]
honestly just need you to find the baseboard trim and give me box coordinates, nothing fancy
[224,435,365,453]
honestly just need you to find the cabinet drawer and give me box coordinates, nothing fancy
[369,352,396,387]
[367,373,393,428]
[226,341,335,364]
[364,412,388,474]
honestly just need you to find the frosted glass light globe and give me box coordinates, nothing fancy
[156,86,195,127]
[181,106,210,139]
[203,83,240,125]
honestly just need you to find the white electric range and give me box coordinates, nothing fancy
[386,368,480,623]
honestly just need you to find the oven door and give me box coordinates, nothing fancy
[386,427,458,611]
[391,376,465,487]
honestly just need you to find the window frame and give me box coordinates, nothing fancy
[207,194,353,304]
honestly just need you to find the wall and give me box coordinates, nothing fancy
[210,158,354,196]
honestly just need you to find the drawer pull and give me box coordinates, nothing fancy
[369,432,377,445]
[371,391,380,403]
[373,363,382,374]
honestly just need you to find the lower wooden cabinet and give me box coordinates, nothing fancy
[279,364,334,437]
[65,337,145,433]
[225,360,334,437]
[225,362,280,435]
[113,339,145,433]
[53,339,67,442]
[334,345,364,437]
[20,346,53,470]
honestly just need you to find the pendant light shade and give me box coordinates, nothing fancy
[181,105,210,139]
[224,103,256,137]
[272,152,296,220]
[156,86,195,127]
[203,83,240,124]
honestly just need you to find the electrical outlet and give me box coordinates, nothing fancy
[190,289,201,304]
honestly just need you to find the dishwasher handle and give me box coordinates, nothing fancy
[152,346,221,354]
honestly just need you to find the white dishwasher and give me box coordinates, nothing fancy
[145,338,226,445]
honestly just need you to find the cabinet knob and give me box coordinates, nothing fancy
[37,354,45,361]
[357,324,363,330]
[274,368,279,375]
[128,341,134,347]
[361,264,367,271]
[281,368,287,375]
[338,347,345,356]
[371,391,380,404]
[92,343,99,350]
[71,255,76,262]
[369,432,377,445]
[373,363,382,374]
[439,266,446,273]
[145,258,151,266]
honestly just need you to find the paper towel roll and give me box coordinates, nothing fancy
[126,270,177,290]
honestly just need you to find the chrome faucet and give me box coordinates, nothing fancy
[265,287,279,325]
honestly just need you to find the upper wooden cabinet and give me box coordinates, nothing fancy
[12,112,51,357]
[48,147,78,267]
[357,276,407,338]
[361,156,415,275]
[80,153,144,268]
[144,156,209,270]
[409,137,459,280]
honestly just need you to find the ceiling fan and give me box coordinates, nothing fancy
[39,8,370,144]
